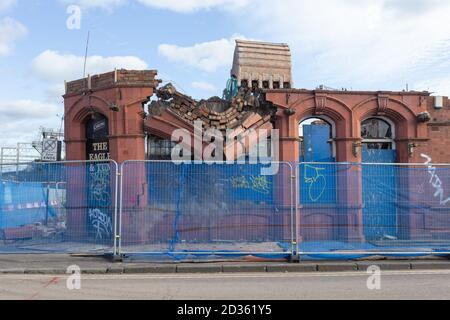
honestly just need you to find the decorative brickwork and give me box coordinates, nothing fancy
[65,69,159,96]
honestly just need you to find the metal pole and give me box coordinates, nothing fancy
[290,162,299,262]
[0,147,4,179]
[113,161,119,258]
[289,163,294,257]
[45,184,50,226]
[83,31,90,78]
[295,164,300,259]
[118,162,125,255]
[16,144,19,179]
[45,166,50,226]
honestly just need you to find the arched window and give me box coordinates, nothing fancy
[361,118,394,150]
[299,117,335,162]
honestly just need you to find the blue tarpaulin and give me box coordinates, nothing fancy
[0,181,56,229]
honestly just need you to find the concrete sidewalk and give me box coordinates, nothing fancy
[1,254,450,274]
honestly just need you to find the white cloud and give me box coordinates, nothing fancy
[0,0,16,12]
[61,0,127,10]
[158,34,244,72]
[32,50,148,97]
[383,0,449,15]
[136,0,249,13]
[33,50,148,82]
[45,83,66,100]
[192,81,216,92]
[414,76,450,97]
[236,0,450,91]
[0,100,62,147]
[0,17,27,56]
[0,100,60,119]
[63,0,250,12]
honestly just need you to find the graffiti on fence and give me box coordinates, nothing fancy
[87,163,113,241]
[364,148,384,158]
[230,175,271,195]
[303,164,327,202]
[415,182,425,194]
[88,164,111,203]
[367,189,386,203]
[421,154,450,206]
[88,208,112,240]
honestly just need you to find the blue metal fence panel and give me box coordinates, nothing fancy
[86,163,114,244]
[0,181,56,229]
[0,161,117,254]
[148,163,274,205]
[297,162,450,259]
[120,161,294,261]
[362,149,397,240]
[2,159,450,260]
[299,162,337,204]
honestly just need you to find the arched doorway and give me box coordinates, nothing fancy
[85,113,113,242]
[85,113,110,161]
[299,117,336,204]
[361,117,397,240]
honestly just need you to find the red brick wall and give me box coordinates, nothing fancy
[425,96,450,163]
[64,70,158,162]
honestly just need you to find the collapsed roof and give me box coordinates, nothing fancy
[147,83,276,134]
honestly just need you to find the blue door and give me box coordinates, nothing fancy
[362,148,397,240]
[300,124,336,204]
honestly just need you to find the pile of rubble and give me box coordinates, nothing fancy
[1,218,66,243]
[147,83,276,133]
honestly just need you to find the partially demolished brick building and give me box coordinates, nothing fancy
[63,39,450,244]
[64,39,450,165]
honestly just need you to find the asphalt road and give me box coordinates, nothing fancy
[1,270,450,300]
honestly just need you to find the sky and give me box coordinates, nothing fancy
[0,0,449,147]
